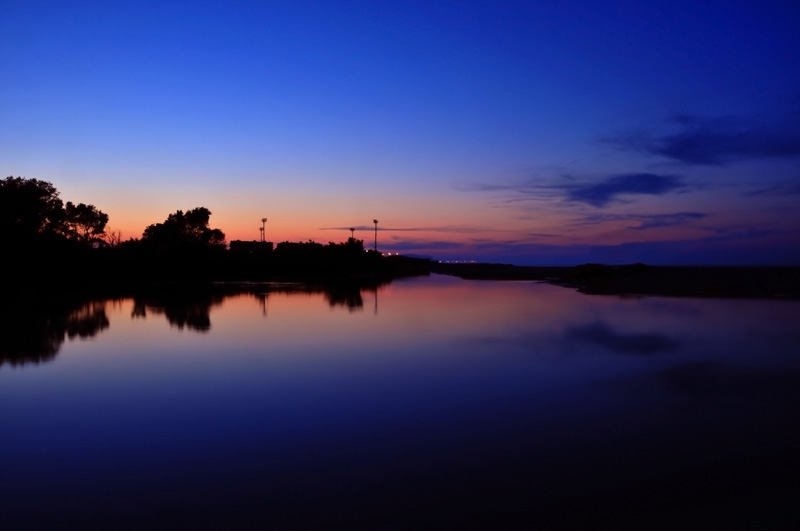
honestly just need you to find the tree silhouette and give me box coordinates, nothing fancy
[103,227,123,247]
[64,201,109,244]
[0,176,65,244]
[142,207,226,250]
[1,176,109,249]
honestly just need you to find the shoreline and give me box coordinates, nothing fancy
[432,262,800,300]
[7,256,800,300]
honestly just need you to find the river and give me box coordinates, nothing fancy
[2,275,798,529]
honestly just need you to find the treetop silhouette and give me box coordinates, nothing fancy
[64,201,109,244]
[1,176,108,247]
[4,176,424,286]
[1,176,65,242]
[142,207,226,250]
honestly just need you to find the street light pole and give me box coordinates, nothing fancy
[373,219,378,252]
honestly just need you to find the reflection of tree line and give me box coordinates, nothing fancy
[1,284,380,367]
[0,299,111,367]
[131,292,227,332]
[239,286,369,316]
[237,284,374,314]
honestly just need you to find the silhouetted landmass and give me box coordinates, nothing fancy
[433,262,800,299]
[141,207,226,251]
[4,177,798,299]
[560,263,800,298]
[5,240,430,304]
[1,177,430,295]
[1,176,108,251]
[431,262,572,281]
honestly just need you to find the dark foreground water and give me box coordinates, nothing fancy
[2,275,799,529]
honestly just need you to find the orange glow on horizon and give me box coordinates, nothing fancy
[71,177,781,262]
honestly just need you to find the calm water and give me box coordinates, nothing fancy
[2,275,799,529]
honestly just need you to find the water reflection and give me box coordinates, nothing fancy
[131,292,226,332]
[567,321,680,355]
[1,283,379,367]
[323,285,365,311]
[654,361,800,409]
[0,298,110,367]
[2,276,799,529]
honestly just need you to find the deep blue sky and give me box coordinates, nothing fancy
[2,0,799,264]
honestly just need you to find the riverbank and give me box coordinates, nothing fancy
[5,251,430,298]
[8,248,799,300]
[433,262,800,299]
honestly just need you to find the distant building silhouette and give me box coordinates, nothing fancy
[229,240,273,254]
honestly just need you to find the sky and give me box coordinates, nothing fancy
[2,0,799,265]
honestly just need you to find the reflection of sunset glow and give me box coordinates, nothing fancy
[24,277,799,373]
[4,276,799,529]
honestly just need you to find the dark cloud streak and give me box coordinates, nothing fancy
[319,225,497,234]
[564,173,683,207]
[604,112,800,165]
[746,183,800,196]
[460,173,684,208]
[632,212,707,230]
[579,212,708,231]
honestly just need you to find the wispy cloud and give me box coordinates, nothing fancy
[525,232,559,239]
[350,227,799,265]
[704,225,782,241]
[459,173,684,208]
[455,181,564,203]
[319,225,497,233]
[603,112,800,165]
[745,183,800,197]
[377,238,466,252]
[578,212,708,231]
[631,213,707,230]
